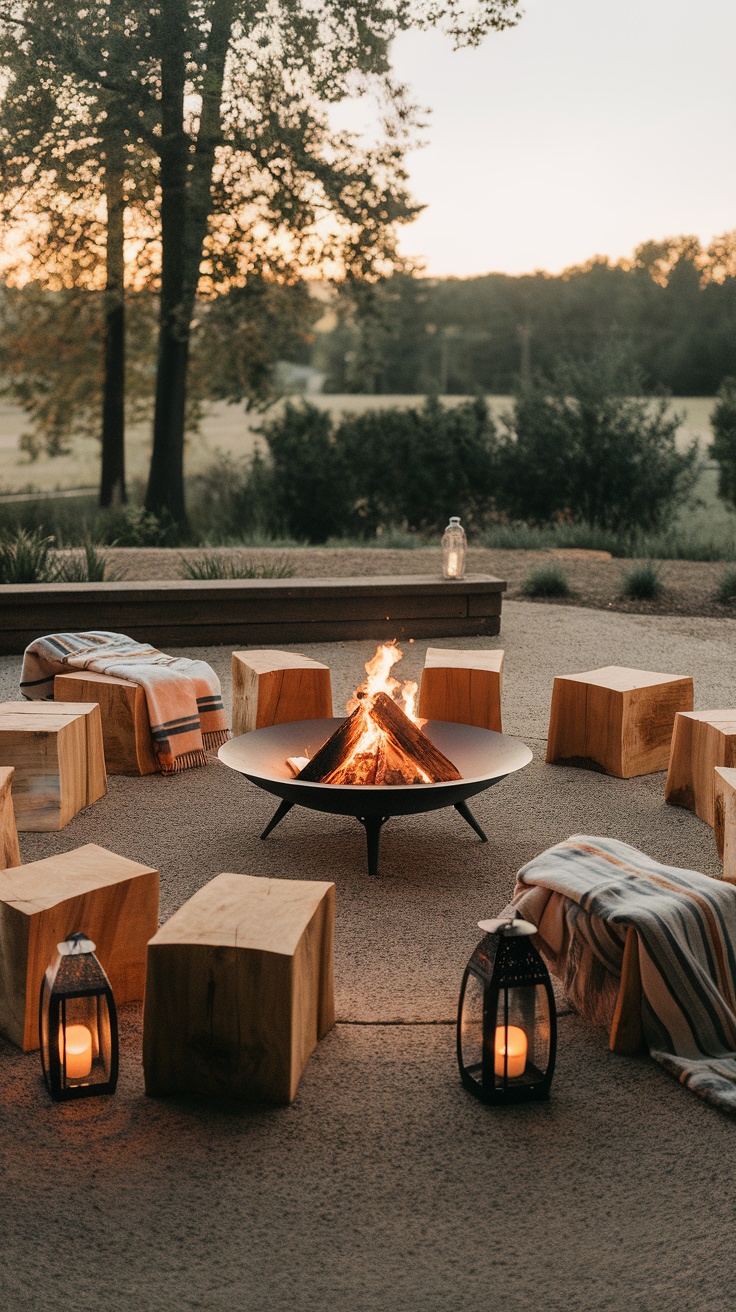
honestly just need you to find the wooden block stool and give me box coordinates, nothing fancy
[665,711,736,827]
[609,926,645,1055]
[546,666,693,778]
[143,873,335,1103]
[0,701,107,830]
[232,650,333,737]
[55,671,158,776]
[418,647,504,732]
[0,843,159,1050]
[0,767,21,869]
[714,767,736,884]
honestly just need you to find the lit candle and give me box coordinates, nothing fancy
[447,550,459,577]
[60,1024,93,1080]
[494,1024,527,1078]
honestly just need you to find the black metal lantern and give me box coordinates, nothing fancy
[39,932,118,1101]
[457,915,556,1104]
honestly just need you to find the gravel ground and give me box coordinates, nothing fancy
[97,544,736,619]
[2,602,736,1311]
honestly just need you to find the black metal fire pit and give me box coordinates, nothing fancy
[219,718,532,876]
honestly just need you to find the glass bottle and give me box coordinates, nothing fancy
[442,516,466,579]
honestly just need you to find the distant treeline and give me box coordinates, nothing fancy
[314,234,736,396]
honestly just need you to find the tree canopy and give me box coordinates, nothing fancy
[0,0,522,527]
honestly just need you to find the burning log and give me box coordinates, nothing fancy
[296,692,461,786]
[370,692,462,782]
[296,707,367,783]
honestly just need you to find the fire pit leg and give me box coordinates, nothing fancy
[454,801,488,843]
[260,799,295,840]
[358,815,388,877]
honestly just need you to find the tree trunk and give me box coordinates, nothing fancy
[145,0,189,527]
[146,0,234,531]
[100,134,126,508]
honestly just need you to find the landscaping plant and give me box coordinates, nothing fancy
[715,568,736,605]
[709,379,736,509]
[495,347,700,532]
[0,526,58,583]
[520,564,571,598]
[620,562,663,600]
[181,554,294,580]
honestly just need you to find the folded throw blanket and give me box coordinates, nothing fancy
[21,631,229,774]
[510,834,736,1115]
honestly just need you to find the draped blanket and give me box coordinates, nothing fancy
[510,835,736,1115]
[21,631,229,774]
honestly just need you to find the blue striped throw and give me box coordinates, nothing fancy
[511,835,736,1114]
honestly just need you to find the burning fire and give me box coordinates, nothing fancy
[289,642,461,788]
[329,642,429,785]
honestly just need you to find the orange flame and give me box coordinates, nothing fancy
[318,641,430,785]
[346,641,422,723]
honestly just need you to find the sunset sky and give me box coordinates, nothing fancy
[388,0,736,277]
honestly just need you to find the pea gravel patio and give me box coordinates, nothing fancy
[1,599,735,1312]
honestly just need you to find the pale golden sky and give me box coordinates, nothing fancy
[388,0,736,276]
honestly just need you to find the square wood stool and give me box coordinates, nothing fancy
[666,711,736,826]
[0,700,107,830]
[714,767,736,884]
[546,666,694,778]
[232,650,333,737]
[418,647,504,732]
[0,843,159,1050]
[143,873,335,1103]
[55,671,158,776]
[0,767,20,869]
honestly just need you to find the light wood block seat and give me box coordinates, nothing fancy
[0,700,107,830]
[418,646,504,731]
[0,767,20,869]
[665,710,736,827]
[0,843,159,1050]
[714,767,736,884]
[546,666,693,778]
[143,873,335,1104]
[232,649,333,736]
[54,670,158,775]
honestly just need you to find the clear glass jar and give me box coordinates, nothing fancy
[442,516,466,579]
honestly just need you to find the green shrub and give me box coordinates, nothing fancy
[0,526,57,582]
[252,396,497,543]
[715,568,736,605]
[56,540,115,583]
[520,564,571,597]
[709,378,736,508]
[496,348,701,533]
[94,504,177,547]
[180,553,294,580]
[620,562,663,600]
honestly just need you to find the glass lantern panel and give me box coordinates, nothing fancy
[493,984,551,1086]
[40,976,51,1076]
[459,971,484,1083]
[59,995,113,1089]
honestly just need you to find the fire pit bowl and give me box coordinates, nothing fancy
[219,718,533,876]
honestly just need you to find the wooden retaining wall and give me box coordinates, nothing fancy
[0,574,505,655]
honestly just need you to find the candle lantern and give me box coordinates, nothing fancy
[39,932,118,1101]
[457,915,556,1104]
[441,516,466,580]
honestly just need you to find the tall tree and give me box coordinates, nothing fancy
[142,0,522,527]
[1,1,521,528]
[0,0,156,503]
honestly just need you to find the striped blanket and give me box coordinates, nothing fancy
[21,631,229,774]
[510,835,736,1114]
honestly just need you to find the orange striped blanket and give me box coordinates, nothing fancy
[21,631,229,774]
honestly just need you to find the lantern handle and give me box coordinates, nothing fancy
[477,914,537,937]
[57,931,97,955]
